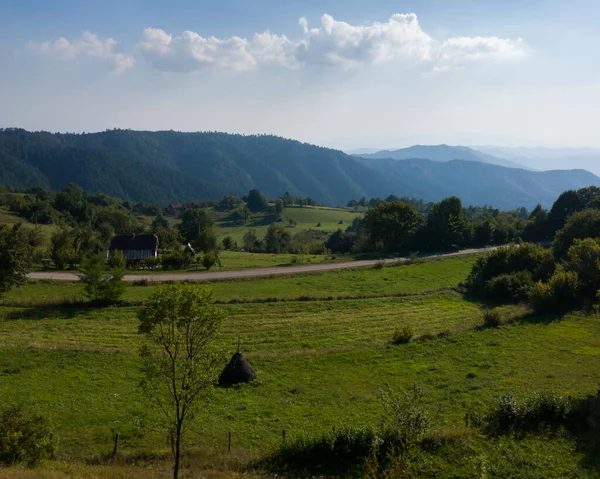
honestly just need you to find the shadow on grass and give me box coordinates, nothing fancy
[461,292,570,327]
[4,306,90,320]
[512,309,568,325]
[2,300,135,321]
[568,394,600,472]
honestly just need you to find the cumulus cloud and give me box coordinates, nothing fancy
[30,14,524,74]
[138,27,257,71]
[138,27,296,71]
[295,13,434,68]
[138,14,523,73]
[30,31,135,72]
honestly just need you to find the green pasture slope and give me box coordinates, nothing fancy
[0,208,58,243]
[213,205,362,244]
[0,254,599,477]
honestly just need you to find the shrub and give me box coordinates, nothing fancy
[202,251,219,270]
[484,271,533,303]
[392,326,414,344]
[529,268,579,312]
[373,260,386,270]
[482,309,502,328]
[325,229,356,254]
[264,223,291,253]
[523,391,570,428]
[488,391,520,434]
[260,384,432,477]
[161,250,192,270]
[79,253,126,303]
[466,244,554,298]
[261,426,382,476]
[222,235,234,250]
[408,251,420,264]
[107,249,126,269]
[145,256,160,269]
[380,384,430,448]
[0,405,57,466]
[564,238,600,297]
[553,208,600,258]
[487,390,570,435]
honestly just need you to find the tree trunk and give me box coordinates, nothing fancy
[173,423,182,479]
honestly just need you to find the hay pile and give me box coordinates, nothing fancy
[218,352,257,386]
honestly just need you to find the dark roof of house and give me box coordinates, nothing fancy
[109,234,158,251]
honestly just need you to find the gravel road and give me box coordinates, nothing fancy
[26,247,497,282]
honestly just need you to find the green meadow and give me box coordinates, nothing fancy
[213,205,362,244]
[1,253,599,477]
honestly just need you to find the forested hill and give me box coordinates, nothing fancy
[1,128,599,208]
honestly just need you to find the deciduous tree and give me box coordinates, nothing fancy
[138,286,226,479]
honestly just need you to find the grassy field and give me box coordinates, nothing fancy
[213,205,362,244]
[0,208,58,243]
[1,254,599,477]
[2,255,478,305]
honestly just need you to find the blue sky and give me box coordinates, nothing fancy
[2,0,600,149]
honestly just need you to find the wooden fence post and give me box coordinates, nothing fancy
[112,432,120,458]
[228,430,231,452]
[282,429,286,442]
[465,413,469,428]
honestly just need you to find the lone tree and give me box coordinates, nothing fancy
[274,197,285,218]
[246,189,268,212]
[0,224,40,297]
[79,253,125,303]
[138,285,226,479]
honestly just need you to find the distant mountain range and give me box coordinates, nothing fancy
[352,144,528,169]
[1,128,599,209]
[474,146,600,176]
[364,158,597,210]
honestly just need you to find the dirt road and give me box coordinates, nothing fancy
[26,247,496,282]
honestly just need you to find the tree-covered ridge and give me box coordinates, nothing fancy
[1,128,600,208]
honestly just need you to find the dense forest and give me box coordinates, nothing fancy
[1,128,599,208]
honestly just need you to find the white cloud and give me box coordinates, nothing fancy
[295,13,434,69]
[31,31,135,72]
[138,27,296,71]
[434,36,524,70]
[30,14,524,74]
[139,14,523,73]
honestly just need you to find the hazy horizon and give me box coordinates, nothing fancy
[2,0,600,152]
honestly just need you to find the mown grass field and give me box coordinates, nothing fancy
[2,255,478,305]
[1,254,600,477]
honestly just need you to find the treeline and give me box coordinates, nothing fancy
[0,184,324,270]
[465,186,600,313]
[329,188,600,256]
[3,182,598,271]
[327,196,527,255]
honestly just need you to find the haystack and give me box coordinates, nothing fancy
[218,352,257,386]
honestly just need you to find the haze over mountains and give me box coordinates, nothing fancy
[353,145,527,169]
[1,128,599,210]
[475,146,600,176]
